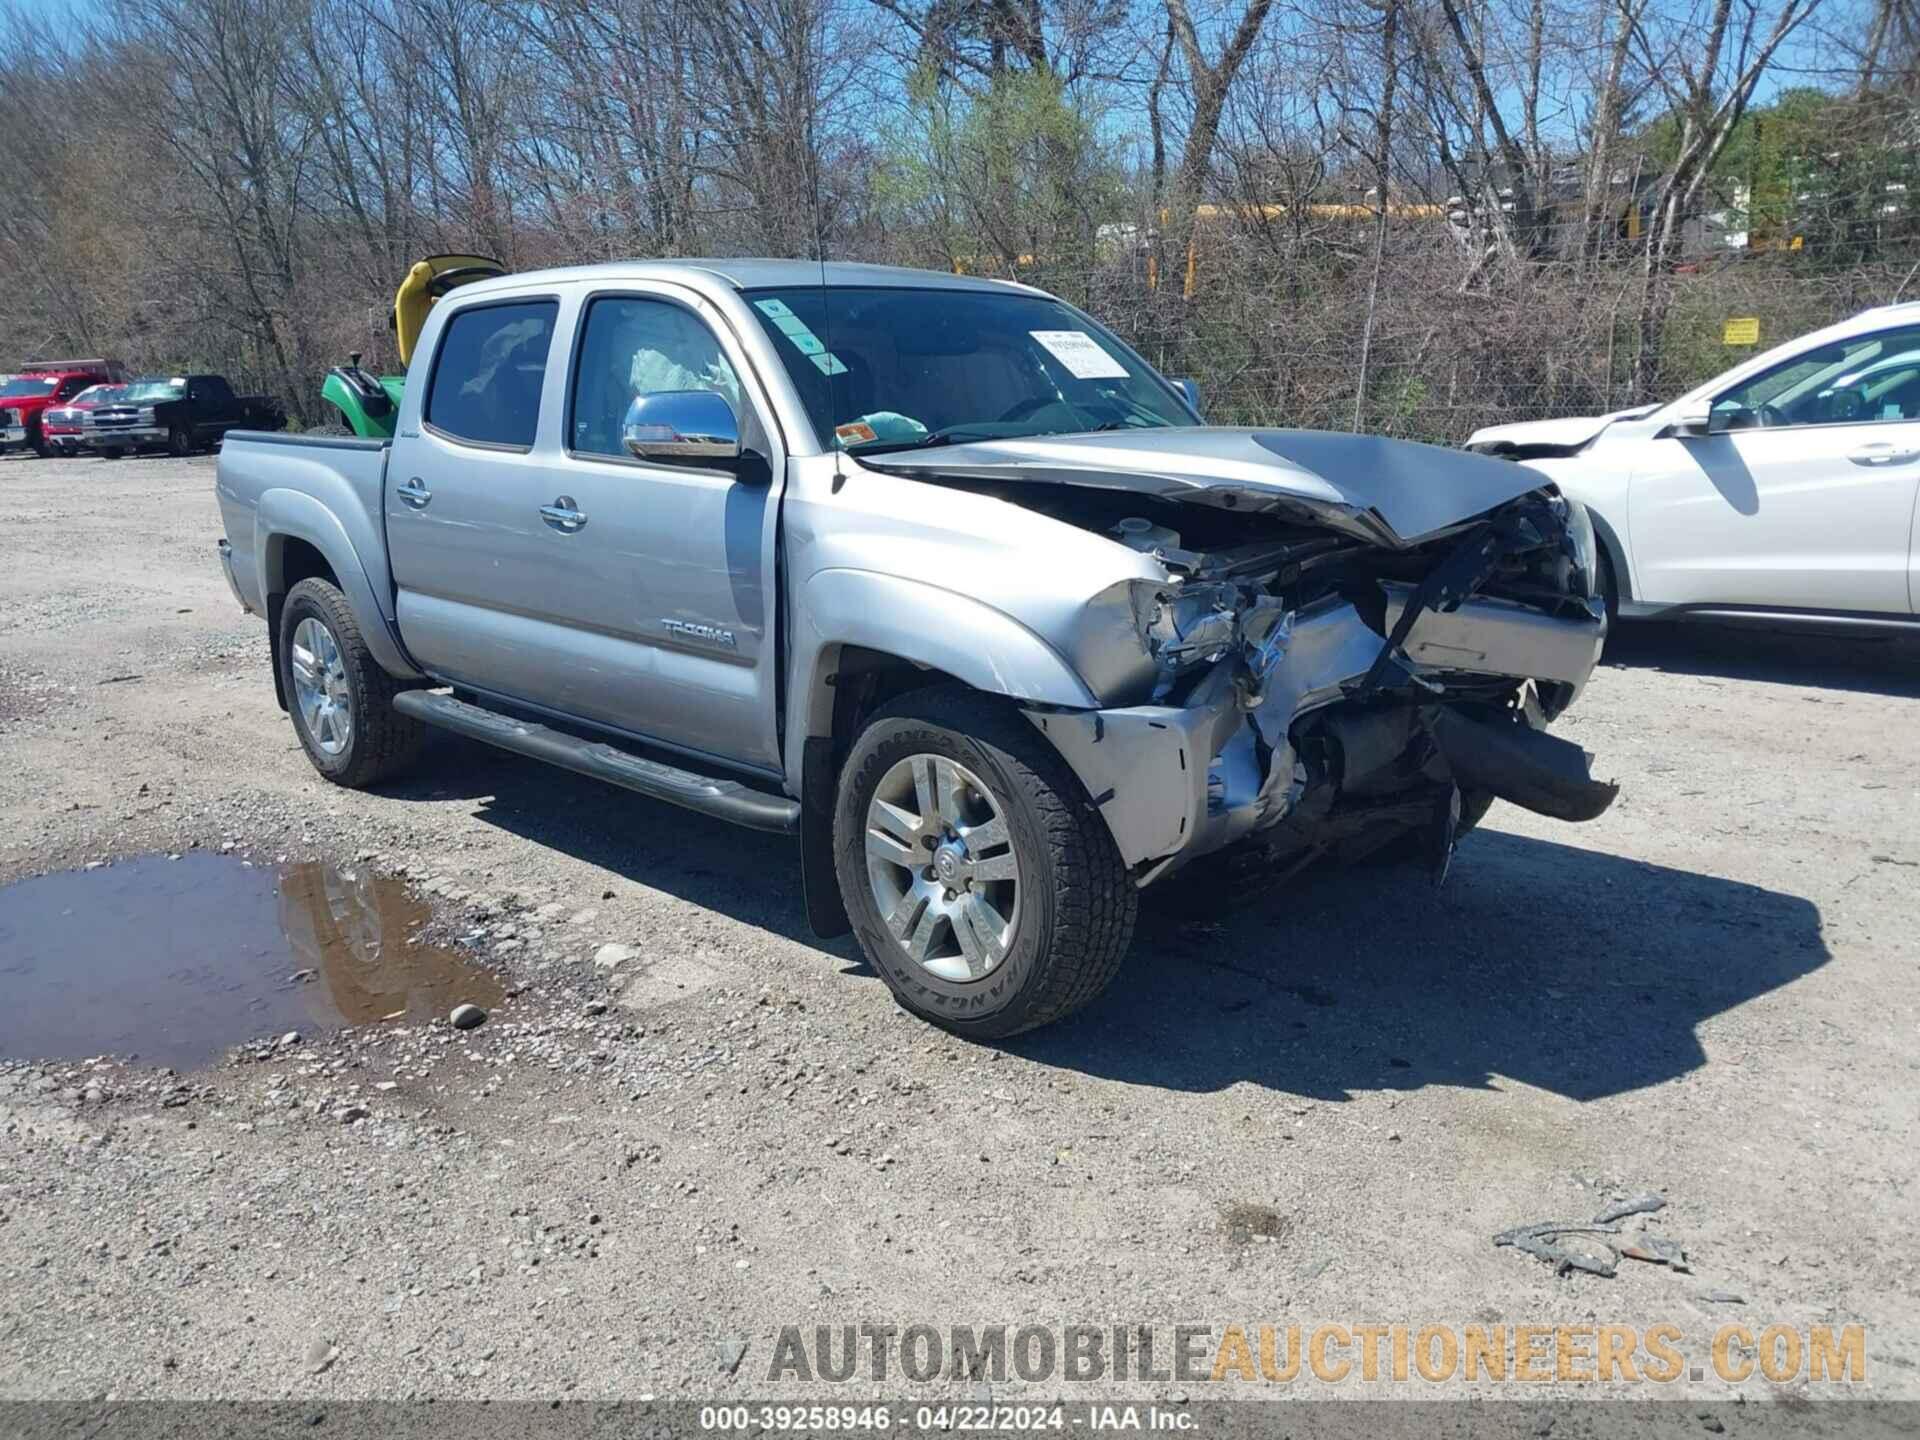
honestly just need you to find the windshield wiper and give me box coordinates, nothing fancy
[855,425,1003,456]
[857,411,1175,457]
[907,424,1003,450]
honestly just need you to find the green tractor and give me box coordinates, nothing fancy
[317,254,504,436]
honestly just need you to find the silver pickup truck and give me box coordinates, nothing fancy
[215,259,1616,1036]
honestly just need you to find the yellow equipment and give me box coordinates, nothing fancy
[392,254,507,366]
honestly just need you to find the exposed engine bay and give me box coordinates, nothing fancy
[927,474,1618,884]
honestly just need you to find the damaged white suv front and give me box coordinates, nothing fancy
[862,428,1616,888]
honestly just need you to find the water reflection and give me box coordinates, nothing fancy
[0,853,502,1067]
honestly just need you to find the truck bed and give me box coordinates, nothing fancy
[214,431,399,652]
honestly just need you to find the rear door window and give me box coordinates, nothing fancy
[425,299,559,448]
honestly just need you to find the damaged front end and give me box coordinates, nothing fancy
[1025,488,1617,885]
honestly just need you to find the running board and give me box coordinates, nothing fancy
[393,691,800,834]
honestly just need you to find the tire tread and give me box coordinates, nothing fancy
[842,685,1136,1036]
[281,577,423,788]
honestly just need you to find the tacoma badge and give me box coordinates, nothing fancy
[661,618,738,650]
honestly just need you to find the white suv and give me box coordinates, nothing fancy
[1468,304,1920,628]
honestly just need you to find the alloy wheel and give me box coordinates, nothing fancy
[290,617,354,757]
[863,753,1021,983]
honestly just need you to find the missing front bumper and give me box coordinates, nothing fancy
[1027,589,1612,881]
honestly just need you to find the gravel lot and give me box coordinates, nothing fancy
[1,451,1917,1407]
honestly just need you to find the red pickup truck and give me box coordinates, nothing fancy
[0,359,128,457]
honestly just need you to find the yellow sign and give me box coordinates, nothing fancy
[1724,317,1760,346]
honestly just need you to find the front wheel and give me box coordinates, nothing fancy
[167,424,193,457]
[833,686,1136,1038]
[278,577,424,788]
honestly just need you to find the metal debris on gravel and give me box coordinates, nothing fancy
[1594,1191,1667,1224]
[1495,1192,1690,1279]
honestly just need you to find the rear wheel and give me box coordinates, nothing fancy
[279,577,424,788]
[833,686,1135,1038]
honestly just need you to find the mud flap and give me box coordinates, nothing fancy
[800,736,851,938]
[267,592,289,713]
[1429,708,1618,823]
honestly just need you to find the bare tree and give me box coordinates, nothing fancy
[112,0,323,409]
[1626,0,1829,399]
[1153,0,1277,293]
[1576,0,1651,264]
[1353,0,1402,428]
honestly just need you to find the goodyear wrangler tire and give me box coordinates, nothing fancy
[279,577,425,789]
[833,685,1136,1038]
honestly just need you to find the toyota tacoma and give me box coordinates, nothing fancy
[214,260,1616,1036]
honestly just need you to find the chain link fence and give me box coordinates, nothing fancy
[885,203,1920,443]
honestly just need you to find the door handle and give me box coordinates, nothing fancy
[1849,443,1918,465]
[396,477,433,507]
[540,496,588,532]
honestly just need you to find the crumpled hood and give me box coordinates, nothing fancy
[1467,405,1658,455]
[863,426,1551,546]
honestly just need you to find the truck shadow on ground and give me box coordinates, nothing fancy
[1011,826,1828,1102]
[398,733,823,950]
[1602,621,1920,698]
[398,735,1826,1106]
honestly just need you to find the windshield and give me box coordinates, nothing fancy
[73,385,127,406]
[1,377,59,399]
[743,286,1196,453]
[123,380,186,403]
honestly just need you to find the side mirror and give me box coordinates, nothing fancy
[1173,377,1203,417]
[1663,398,1713,438]
[622,389,741,462]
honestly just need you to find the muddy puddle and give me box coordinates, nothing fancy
[0,853,503,1068]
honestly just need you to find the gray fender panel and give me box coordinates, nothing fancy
[784,568,1099,784]
[256,489,421,680]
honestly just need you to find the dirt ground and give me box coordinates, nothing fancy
[1,451,1917,1409]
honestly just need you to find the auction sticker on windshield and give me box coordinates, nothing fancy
[1031,330,1130,380]
[755,297,849,375]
